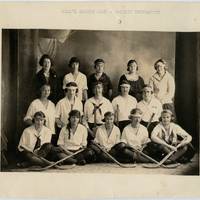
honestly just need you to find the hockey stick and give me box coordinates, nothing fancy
[20,146,71,170]
[92,141,136,168]
[146,113,155,129]
[142,150,180,168]
[31,148,84,171]
[129,147,180,169]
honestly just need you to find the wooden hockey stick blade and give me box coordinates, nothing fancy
[32,149,84,171]
[142,150,177,168]
[29,164,76,171]
[131,147,179,168]
[93,142,136,168]
[142,162,180,169]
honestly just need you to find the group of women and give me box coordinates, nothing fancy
[17,54,195,167]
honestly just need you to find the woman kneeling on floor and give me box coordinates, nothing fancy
[18,111,64,167]
[119,108,152,163]
[57,109,94,165]
[88,111,125,163]
[150,109,195,164]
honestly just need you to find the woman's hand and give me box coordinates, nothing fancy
[167,144,177,152]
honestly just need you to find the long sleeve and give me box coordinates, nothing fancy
[81,127,88,147]
[24,102,35,121]
[57,127,66,146]
[165,74,175,103]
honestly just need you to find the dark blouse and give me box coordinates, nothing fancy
[35,68,59,103]
[118,74,145,102]
[87,72,113,99]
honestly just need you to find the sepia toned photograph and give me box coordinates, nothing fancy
[1,29,199,175]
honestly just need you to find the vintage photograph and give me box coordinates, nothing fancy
[1,29,199,175]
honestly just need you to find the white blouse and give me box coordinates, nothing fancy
[151,122,192,145]
[63,72,88,100]
[57,124,88,151]
[55,97,83,126]
[84,97,113,124]
[94,124,121,151]
[137,97,162,122]
[24,99,56,134]
[149,71,175,104]
[112,95,137,121]
[18,125,52,152]
[121,124,150,149]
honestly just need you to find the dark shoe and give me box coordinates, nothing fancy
[17,161,30,168]
[77,159,86,166]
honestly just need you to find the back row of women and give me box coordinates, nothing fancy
[17,55,194,167]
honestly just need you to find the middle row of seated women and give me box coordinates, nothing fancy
[24,81,163,145]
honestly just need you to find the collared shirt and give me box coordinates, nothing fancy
[112,95,137,122]
[121,124,149,149]
[84,97,113,124]
[57,124,88,151]
[151,122,192,145]
[149,71,175,104]
[88,73,113,98]
[63,72,88,100]
[94,124,121,151]
[24,99,56,134]
[18,125,52,152]
[55,97,83,125]
[137,97,162,122]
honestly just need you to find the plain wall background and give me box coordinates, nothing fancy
[54,30,175,96]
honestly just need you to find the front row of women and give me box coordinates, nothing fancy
[18,108,195,167]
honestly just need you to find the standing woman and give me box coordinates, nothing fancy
[24,84,56,136]
[118,59,145,102]
[149,59,175,111]
[35,54,58,104]
[88,59,113,100]
[63,57,88,102]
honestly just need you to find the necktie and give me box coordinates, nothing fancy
[34,135,41,150]
[92,103,103,115]
[92,103,103,125]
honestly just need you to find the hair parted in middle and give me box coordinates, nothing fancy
[127,59,138,71]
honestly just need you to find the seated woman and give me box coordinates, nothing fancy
[57,110,94,165]
[151,109,195,164]
[84,81,113,142]
[63,57,88,102]
[24,84,56,137]
[18,111,63,167]
[88,112,122,163]
[35,54,58,103]
[149,59,175,113]
[119,108,151,163]
[88,58,113,100]
[137,84,162,135]
[112,80,137,132]
[118,59,145,102]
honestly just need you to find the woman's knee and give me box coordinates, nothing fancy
[114,142,127,151]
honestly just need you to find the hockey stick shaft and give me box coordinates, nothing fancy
[92,141,136,168]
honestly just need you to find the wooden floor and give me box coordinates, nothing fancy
[3,154,199,175]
